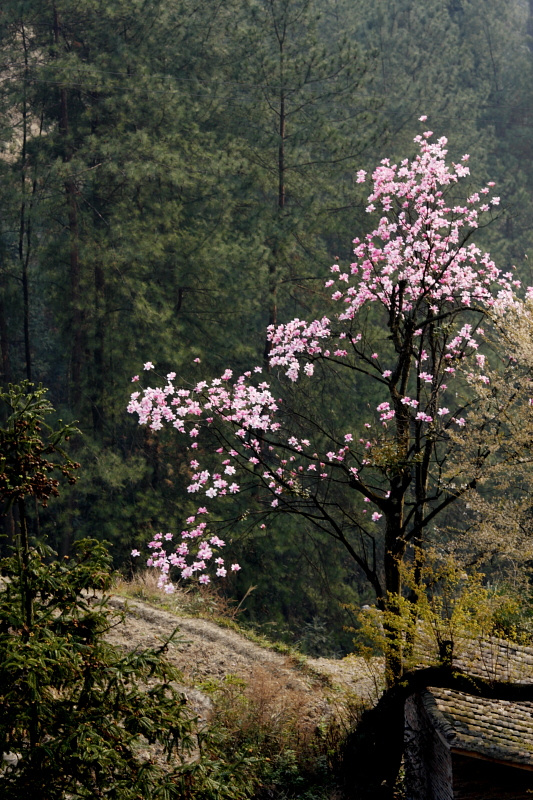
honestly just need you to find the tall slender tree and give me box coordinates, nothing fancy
[219,0,375,365]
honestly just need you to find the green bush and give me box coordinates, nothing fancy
[0,383,254,800]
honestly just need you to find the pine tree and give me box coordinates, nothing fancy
[217,0,376,364]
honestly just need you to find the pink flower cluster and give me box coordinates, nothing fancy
[337,134,515,319]
[268,317,332,382]
[127,370,279,436]
[131,526,241,593]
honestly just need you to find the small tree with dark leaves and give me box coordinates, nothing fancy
[0,383,252,800]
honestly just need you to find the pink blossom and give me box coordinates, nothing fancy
[210,536,225,546]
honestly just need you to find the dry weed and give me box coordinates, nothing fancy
[115,570,242,622]
[204,662,366,790]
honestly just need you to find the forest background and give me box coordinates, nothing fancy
[2,0,533,655]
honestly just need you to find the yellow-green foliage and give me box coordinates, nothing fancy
[353,552,529,673]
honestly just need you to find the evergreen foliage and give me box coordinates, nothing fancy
[0,383,254,799]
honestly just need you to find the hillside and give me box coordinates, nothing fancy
[106,592,383,729]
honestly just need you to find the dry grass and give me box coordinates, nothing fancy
[110,572,381,798]
[204,666,365,799]
[114,569,249,624]
[114,569,243,622]
[113,570,312,662]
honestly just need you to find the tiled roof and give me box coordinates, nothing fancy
[453,638,533,684]
[414,631,533,683]
[422,688,533,767]
[419,637,533,767]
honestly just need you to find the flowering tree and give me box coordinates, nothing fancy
[129,123,533,679]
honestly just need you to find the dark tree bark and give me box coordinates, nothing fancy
[53,4,83,407]
[0,295,11,384]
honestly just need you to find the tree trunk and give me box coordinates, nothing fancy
[91,263,105,434]
[383,483,407,684]
[19,22,32,382]
[0,294,11,384]
[263,39,285,370]
[53,5,83,407]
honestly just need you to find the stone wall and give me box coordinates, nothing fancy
[404,693,454,800]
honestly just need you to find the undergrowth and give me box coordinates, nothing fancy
[203,670,364,800]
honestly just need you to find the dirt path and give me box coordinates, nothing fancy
[106,595,383,723]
